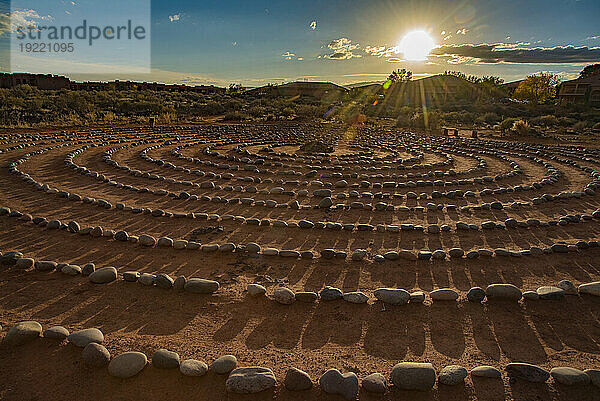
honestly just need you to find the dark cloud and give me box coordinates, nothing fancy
[430,43,600,64]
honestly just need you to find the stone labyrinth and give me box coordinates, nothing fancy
[1,123,600,400]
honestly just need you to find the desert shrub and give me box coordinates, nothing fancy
[410,111,441,130]
[594,122,600,130]
[195,101,226,116]
[476,112,500,125]
[512,119,530,135]
[281,107,295,117]
[499,117,518,131]
[248,105,268,118]
[557,116,576,126]
[395,113,412,128]
[531,114,559,127]
[572,121,589,131]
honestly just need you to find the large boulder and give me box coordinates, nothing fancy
[486,284,522,301]
[35,261,57,271]
[374,288,410,305]
[152,349,180,369]
[536,286,565,300]
[89,267,118,284]
[390,362,436,391]
[284,368,313,391]
[155,274,174,289]
[211,355,238,374]
[139,234,156,247]
[82,343,111,367]
[470,366,502,378]
[362,373,387,394]
[320,286,343,301]
[226,367,277,394]
[3,321,42,345]
[43,326,69,340]
[180,359,208,377]
[579,282,600,296]
[550,367,590,385]
[108,352,147,378]
[584,369,600,387]
[467,287,486,303]
[319,369,359,401]
[430,288,458,301]
[15,258,34,270]
[184,278,220,294]
[505,363,550,382]
[67,328,104,347]
[273,287,295,304]
[247,284,266,296]
[438,365,468,385]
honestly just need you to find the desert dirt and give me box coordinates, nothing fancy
[0,123,599,401]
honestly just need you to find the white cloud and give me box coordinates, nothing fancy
[364,45,397,58]
[282,51,295,60]
[310,20,317,30]
[0,12,9,36]
[321,37,361,59]
[4,9,53,34]
[168,14,180,22]
[586,35,600,40]
[456,28,469,35]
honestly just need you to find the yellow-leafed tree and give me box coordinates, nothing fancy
[513,72,561,104]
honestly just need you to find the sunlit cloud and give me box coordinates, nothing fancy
[2,9,53,35]
[430,43,600,64]
[456,28,469,35]
[168,13,180,22]
[586,35,600,40]
[494,42,531,49]
[0,12,9,35]
[281,51,295,60]
[310,20,317,30]
[364,45,397,58]
[320,37,362,59]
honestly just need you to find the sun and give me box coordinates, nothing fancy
[398,30,436,61]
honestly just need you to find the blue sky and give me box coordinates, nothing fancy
[1,0,599,85]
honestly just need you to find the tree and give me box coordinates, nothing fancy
[387,69,412,83]
[480,75,506,98]
[226,83,246,94]
[580,64,600,78]
[481,76,504,86]
[513,73,560,104]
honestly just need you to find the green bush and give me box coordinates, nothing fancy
[499,117,518,131]
[531,114,559,127]
[476,112,500,125]
[410,111,441,130]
